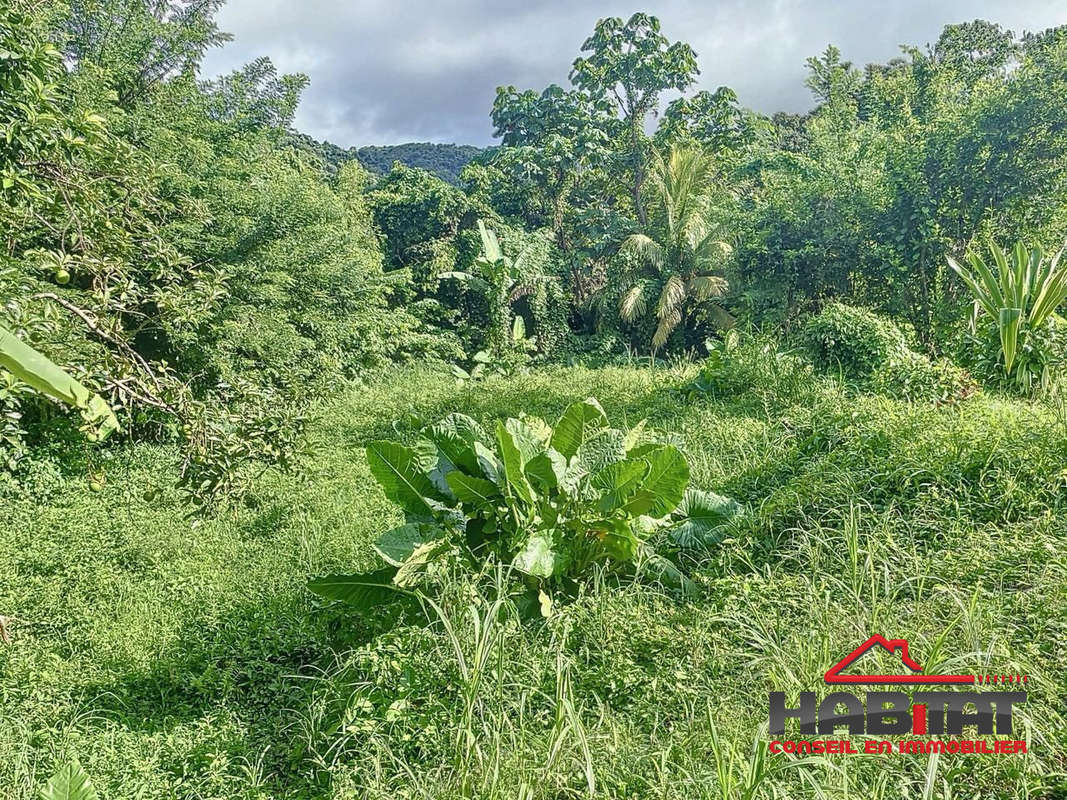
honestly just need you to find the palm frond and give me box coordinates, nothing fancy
[688,274,729,301]
[619,234,665,269]
[652,308,682,351]
[693,232,734,266]
[619,283,648,323]
[704,302,737,330]
[656,274,686,319]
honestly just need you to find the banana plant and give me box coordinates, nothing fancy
[948,240,1067,388]
[0,323,119,440]
[439,220,546,355]
[309,399,742,615]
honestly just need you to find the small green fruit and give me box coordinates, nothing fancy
[54,268,71,285]
[89,480,104,492]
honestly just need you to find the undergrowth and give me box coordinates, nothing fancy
[1,360,1065,798]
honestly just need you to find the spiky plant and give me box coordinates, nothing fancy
[617,144,733,351]
[948,240,1067,389]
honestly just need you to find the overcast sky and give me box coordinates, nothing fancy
[200,0,1067,148]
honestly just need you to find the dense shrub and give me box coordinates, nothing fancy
[803,303,976,404]
[688,332,818,411]
[874,350,978,405]
[0,6,448,505]
[802,303,909,377]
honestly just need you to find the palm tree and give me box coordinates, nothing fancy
[617,144,733,351]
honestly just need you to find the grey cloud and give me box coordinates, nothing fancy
[200,0,1067,146]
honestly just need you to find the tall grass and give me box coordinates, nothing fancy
[1,361,1065,797]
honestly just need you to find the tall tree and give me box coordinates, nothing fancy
[570,13,698,225]
[490,84,610,250]
[62,0,231,107]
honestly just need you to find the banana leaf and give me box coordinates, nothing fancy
[0,323,119,439]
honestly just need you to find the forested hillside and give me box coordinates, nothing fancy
[293,135,487,184]
[3,2,1067,797]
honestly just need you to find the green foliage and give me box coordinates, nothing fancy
[802,302,909,377]
[0,2,443,505]
[309,399,739,611]
[948,240,1067,390]
[356,143,485,185]
[40,760,98,800]
[369,163,481,283]
[873,349,978,405]
[615,144,734,351]
[731,24,1067,337]
[4,364,1066,797]
[655,86,763,157]
[488,84,611,246]
[571,12,698,224]
[61,0,230,107]
[803,303,977,404]
[688,331,816,411]
[0,324,118,440]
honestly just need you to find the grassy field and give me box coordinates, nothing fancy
[2,360,1066,798]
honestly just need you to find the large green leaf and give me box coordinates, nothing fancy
[426,413,487,474]
[573,427,627,476]
[622,418,648,452]
[551,398,608,459]
[307,567,400,609]
[496,420,535,504]
[446,470,500,508]
[639,550,698,596]
[474,440,503,485]
[624,445,690,518]
[477,219,503,262]
[998,307,1022,374]
[0,324,119,440]
[513,532,564,578]
[365,440,443,517]
[394,539,452,587]
[525,447,567,490]
[596,519,641,562]
[41,760,98,800]
[592,458,651,512]
[504,417,546,463]
[375,523,434,566]
[669,488,743,548]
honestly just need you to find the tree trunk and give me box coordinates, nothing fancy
[630,114,647,226]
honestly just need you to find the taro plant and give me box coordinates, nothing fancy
[309,398,741,613]
[948,240,1067,390]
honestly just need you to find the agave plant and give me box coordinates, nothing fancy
[0,323,119,440]
[617,144,734,351]
[309,398,741,614]
[948,240,1067,388]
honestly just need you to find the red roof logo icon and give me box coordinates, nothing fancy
[824,635,975,685]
